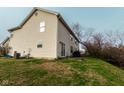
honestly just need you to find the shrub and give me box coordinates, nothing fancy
[83,33,124,68]
[101,46,124,67]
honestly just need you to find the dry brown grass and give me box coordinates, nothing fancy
[0,57,124,85]
[38,62,73,76]
[82,69,107,85]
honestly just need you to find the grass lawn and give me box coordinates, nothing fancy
[0,57,124,86]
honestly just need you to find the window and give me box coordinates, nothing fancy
[60,42,65,56]
[37,44,42,48]
[40,21,45,32]
[37,41,43,48]
[70,46,73,54]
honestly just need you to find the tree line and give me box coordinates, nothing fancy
[73,23,124,68]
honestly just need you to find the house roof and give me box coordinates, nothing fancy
[8,7,79,42]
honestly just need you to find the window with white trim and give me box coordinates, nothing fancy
[37,41,43,48]
[40,21,45,32]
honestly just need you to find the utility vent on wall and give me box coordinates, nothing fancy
[10,34,13,38]
[35,12,38,16]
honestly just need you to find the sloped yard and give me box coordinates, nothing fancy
[0,57,124,86]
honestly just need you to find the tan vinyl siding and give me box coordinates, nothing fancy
[57,20,79,58]
[9,10,58,59]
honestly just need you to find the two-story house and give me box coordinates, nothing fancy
[7,7,79,59]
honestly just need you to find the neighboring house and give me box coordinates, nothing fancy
[0,37,10,47]
[7,7,79,59]
[0,37,10,56]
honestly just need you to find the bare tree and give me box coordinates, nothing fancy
[72,23,95,54]
[72,23,94,42]
[72,23,83,42]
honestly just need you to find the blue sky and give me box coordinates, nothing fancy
[1,7,124,42]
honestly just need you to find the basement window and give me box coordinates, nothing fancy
[40,21,45,32]
[37,41,43,48]
[37,44,42,48]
